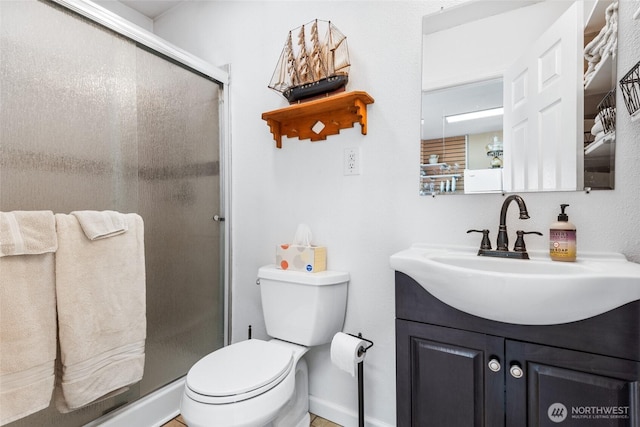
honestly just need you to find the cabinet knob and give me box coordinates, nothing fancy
[510,364,524,379]
[488,358,501,372]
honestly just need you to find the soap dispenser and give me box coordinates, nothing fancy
[549,204,576,262]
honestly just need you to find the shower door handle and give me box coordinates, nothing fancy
[212,214,225,222]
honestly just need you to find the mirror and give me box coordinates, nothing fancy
[420,0,618,196]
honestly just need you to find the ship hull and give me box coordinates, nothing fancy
[283,75,348,103]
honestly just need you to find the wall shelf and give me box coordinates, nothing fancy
[620,60,640,118]
[420,163,462,180]
[262,91,374,148]
[420,174,462,180]
[584,131,615,156]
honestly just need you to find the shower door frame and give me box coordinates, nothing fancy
[50,0,232,345]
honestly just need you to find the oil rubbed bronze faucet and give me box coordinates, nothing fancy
[467,195,541,259]
[497,194,529,251]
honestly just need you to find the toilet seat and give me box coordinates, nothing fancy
[185,339,294,404]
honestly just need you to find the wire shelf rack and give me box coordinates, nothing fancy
[619,60,640,119]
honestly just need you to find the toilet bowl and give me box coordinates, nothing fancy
[180,265,349,427]
[181,339,308,427]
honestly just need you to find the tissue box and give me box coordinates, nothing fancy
[276,244,327,272]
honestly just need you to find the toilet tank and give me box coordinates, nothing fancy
[257,265,349,346]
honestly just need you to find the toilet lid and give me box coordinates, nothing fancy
[186,339,293,403]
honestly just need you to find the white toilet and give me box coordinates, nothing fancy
[180,265,349,427]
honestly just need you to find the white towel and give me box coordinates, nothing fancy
[584,2,618,60]
[593,131,606,143]
[54,213,146,412]
[70,210,128,240]
[0,211,58,256]
[0,211,57,425]
[584,2,618,87]
[591,118,604,136]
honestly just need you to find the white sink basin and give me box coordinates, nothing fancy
[390,244,640,325]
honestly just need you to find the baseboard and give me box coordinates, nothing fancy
[309,395,394,427]
[84,377,184,427]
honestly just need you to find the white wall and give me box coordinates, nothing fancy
[150,1,640,426]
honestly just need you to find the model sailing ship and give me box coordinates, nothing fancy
[268,19,350,103]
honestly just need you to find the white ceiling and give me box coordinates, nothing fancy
[119,0,184,19]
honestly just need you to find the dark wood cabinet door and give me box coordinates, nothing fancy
[506,340,640,427]
[397,319,505,427]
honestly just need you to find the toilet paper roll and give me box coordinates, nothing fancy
[330,332,367,377]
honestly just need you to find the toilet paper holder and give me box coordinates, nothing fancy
[347,332,374,357]
[346,332,373,427]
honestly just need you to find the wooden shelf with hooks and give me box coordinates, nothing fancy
[262,91,374,148]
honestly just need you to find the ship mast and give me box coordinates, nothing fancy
[327,20,335,75]
[296,24,315,84]
[310,19,328,79]
[328,22,349,74]
[285,32,300,86]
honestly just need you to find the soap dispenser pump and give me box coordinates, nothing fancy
[549,204,576,262]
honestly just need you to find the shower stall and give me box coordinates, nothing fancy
[0,0,228,425]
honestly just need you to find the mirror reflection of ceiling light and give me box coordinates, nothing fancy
[445,107,504,123]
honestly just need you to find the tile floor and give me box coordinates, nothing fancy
[309,414,342,427]
[161,413,342,427]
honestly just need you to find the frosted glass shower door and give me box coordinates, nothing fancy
[0,1,225,425]
[136,47,224,394]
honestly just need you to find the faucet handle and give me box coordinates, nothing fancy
[467,229,492,250]
[514,230,543,252]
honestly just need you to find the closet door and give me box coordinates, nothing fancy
[503,1,583,192]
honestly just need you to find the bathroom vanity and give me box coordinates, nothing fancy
[395,272,640,426]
